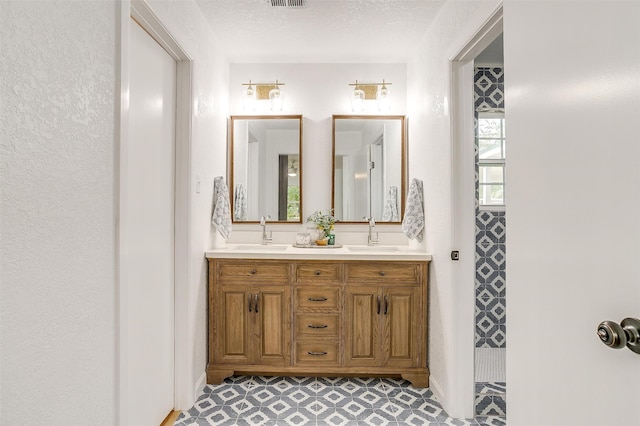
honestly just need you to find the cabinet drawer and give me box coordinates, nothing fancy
[295,263,341,283]
[295,341,339,365]
[295,314,339,338]
[345,262,420,284]
[217,261,289,283]
[295,287,341,312]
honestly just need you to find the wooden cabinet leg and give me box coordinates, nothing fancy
[401,372,429,388]
[207,369,234,384]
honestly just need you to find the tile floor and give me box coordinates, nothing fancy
[174,376,506,426]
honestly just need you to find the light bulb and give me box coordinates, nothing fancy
[243,83,256,111]
[350,87,365,112]
[269,86,283,111]
[376,83,390,111]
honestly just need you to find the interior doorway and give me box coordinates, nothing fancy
[450,5,504,421]
[118,0,193,422]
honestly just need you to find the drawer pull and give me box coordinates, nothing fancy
[307,324,328,329]
[379,271,385,276]
[307,351,327,356]
[250,269,257,275]
[315,271,321,276]
[307,297,328,302]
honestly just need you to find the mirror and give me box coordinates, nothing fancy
[230,115,302,223]
[332,115,406,223]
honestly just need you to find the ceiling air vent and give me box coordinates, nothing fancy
[270,0,308,8]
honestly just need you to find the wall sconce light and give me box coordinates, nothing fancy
[242,80,256,111]
[241,80,285,112]
[349,79,393,112]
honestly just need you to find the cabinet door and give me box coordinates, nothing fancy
[216,284,251,364]
[253,285,291,365]
[345,286,381,367]
[382,287,420,368]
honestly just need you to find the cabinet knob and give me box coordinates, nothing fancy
[250,269,257,275]
[379,271,385,276]
[315,271,321,276]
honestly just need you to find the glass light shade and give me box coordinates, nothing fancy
[376,85,391,111]
[243,85,256,111]
[350,88,365,112]
[269,86,283,111]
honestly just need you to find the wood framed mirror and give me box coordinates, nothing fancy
[229,115,302,223]
[332,115,406,224]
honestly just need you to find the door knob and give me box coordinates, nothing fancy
[597,317,640,354]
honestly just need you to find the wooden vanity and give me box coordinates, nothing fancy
[206,246,430,387]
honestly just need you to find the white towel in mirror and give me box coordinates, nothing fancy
[402,178,424,242]
[382,186,399,222]
[212,176,232,240]
[234,184,247,221]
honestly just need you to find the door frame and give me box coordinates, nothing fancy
[117,0,193,422]
[449,5,503,418]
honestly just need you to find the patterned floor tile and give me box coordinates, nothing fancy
[176,376,506,426]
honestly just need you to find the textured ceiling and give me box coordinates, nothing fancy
[194,0,447,63]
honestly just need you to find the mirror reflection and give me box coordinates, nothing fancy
[230,115,302,223]
[332,115,406,223]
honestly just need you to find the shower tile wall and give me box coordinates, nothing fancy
[475,67,506,349]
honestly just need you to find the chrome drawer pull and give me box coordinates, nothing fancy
[307,324,328,329]
[307,297,328,302]
[307,351,327,356]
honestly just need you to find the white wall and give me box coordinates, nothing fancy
[406,0,502,417]
[0,1,118,423]
[0,0,229,422]
[504,1,640,424]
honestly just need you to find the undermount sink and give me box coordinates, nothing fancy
[346,246,400,252]
[232,244,289,251]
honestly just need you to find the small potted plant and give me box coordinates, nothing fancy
[306,210,336,245]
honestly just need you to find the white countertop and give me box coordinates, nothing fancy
[205,244,432,261]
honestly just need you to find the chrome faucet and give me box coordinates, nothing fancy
[260,215,272,245]
[366,216,379,246]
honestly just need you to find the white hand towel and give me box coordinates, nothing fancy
[212,176,232,240]
[382,186,399,222]
[233,184,247,221]
[402,178,425,242]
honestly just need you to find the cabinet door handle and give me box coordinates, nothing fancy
[307,324,328,329]
[248,293,253,312]
[307,351,327,356]
[384,296,389,315]
[254,294,259,313]
[377,296,381,315]
[307,297,328,302]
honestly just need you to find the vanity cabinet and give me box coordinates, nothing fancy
[210,261,291,381]
[207,257,429,387]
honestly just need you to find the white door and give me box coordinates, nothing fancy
[125,18,176,425]
[505,2,640,424]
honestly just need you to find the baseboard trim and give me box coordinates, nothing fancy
[194,370,207,397]
[429,375,445,408]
